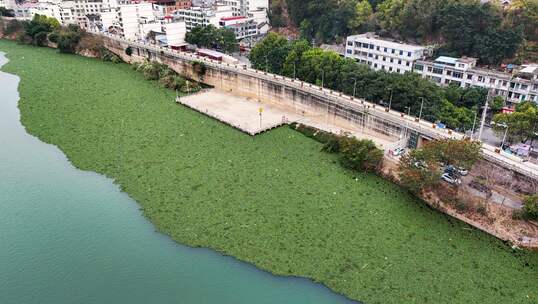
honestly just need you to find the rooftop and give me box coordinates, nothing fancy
[347,32,426,52]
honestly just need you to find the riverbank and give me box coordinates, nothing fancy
[1,40,536,304]
[0,51,356,304]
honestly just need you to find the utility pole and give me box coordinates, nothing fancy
[477,89,491,141]
[353,78,357,98]
[388,88,393,110]
[321,69,325,89]
[470,109,478,140]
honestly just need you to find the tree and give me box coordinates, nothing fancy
[521,194,538,221]
[249,32,291,74]
[59,24,82,53]
[185,25,238,53]
[338,136,383,172]
[375,0,406,35]
[398,139,481,193]
[348,0,374,32]
[282,39,312,77]
[398,149,442,193]
[22,14,60,46]
[0,7,15,17]
[492,101,538,144]
[490,96,505,113]
[439,2,523,65]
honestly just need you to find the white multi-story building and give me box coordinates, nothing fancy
[118,3,155,40]
[218,16,255,39]
[414,56,538,105]
[345,33,431,74]
[0,0,17,9]
[175,4,233,30]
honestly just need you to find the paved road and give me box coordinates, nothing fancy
[99,33,538,179]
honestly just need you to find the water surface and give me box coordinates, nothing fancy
[0,52,356,304]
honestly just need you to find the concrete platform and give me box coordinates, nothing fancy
[177,90,302,135]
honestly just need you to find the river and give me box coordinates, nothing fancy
[0,52,356,304]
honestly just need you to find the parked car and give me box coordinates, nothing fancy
[445,165,468,176]
[441,173,461,185]
[393,147,405,156]
[456,167,469,176]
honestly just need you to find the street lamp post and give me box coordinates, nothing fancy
[501,125,509,149]
[353,78,357,98]
[418,97,425,121]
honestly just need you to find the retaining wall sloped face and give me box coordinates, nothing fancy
[101,37,363,121]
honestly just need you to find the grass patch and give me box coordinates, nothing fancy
[1,40,536,304]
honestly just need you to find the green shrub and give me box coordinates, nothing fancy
[99,47,122,63]
[321,136,340,153]
[4,19,23,36]
[338,136,383,172]
[521,195,538,221]
[33,31,48,46]
[47,32,59,43]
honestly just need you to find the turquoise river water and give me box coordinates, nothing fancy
[0,53,357,304]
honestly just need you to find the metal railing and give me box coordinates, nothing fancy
[97,32,538,179]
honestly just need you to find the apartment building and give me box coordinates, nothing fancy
[414,56,538,105]
[174,4,233,30]
[218,15,255,39]
[345,33,431,74]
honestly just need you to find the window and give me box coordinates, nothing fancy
[368,53,373,58]
[478,76,484,82]
[398,59,402,65]
[453,72,463,79]
[347,41,353,46]
[376,46,380,51]
[533,84,538,90]
[427,66,432,72]
[446,70,452,76]
[467,74,473,80]
[382,65,385,70]
[521,84,528,90]
[503,80,508,87]
[390,58,394,63]
[375,55,379,59]
[397,68,400,73]
[406,61,410,66]
[369,44,374,49]
[399,50,403,55]
[407,52,412,57]
[362,43,368,48]
[445,79,450,84]
[490,78,496,84]
[374,63,378,68]
[432,67,443,74]
[382,57,386,61]
[414,64,424,71]
[389,67,393,72]
[391,49,395,54]
[384,48,387,52]
[346,49,352,54]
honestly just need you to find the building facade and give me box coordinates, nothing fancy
[345,33,431,74]
[414,56,538,105]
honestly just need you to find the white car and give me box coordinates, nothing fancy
[457,167,469,176]
[393,147,405,156]
[441,173,461,185]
